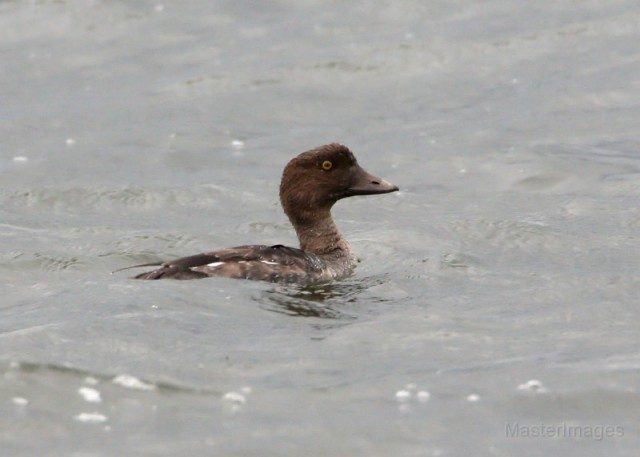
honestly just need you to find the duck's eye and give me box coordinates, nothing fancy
[322,160,333,171]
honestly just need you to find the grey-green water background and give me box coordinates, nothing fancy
[2,1,640,456]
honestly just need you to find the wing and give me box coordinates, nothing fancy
[128,244,327,282]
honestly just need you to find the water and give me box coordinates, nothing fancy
[2,1,640,455]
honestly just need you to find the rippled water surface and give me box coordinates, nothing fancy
[2,1,640,456]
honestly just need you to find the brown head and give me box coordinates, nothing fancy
[279,143,399,226]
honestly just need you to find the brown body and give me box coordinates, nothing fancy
[120,144,398,282]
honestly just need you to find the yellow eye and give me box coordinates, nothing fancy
[322,160,333,171]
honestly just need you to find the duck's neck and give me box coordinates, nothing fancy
[289,209,353,260]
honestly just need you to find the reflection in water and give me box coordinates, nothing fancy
[259,277,386,319]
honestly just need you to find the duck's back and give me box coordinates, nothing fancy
[133,244,328,283]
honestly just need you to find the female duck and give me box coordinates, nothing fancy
[121,143,398,282]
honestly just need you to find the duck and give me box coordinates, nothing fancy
[118,143,398,282]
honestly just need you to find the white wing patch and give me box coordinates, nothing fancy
[260,260,278,265]
[206,261,225,268]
